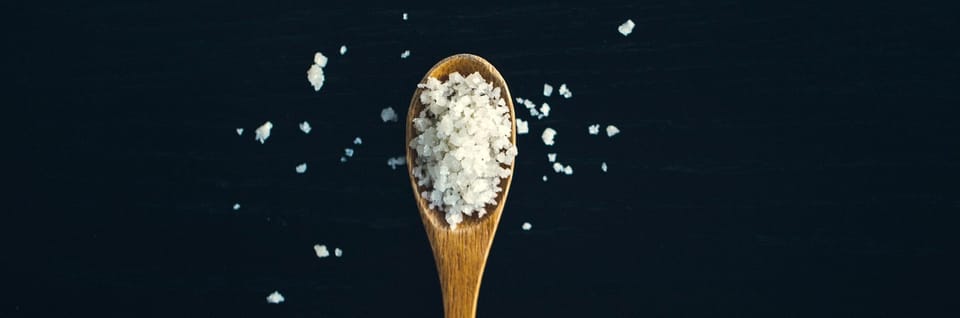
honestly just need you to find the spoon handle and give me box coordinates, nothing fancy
[427,228,496,318]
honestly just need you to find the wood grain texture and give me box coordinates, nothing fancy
[405,54,517,318]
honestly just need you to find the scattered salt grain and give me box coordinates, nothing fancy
[403,12,408,20]
[340,156,347,163]
[601,162,608,172]
[547,153,556,162]
[334,248,343,257]
[400,50,411,59]
[233,203,241,211]
[542,175,548,182]
[387,156,405,170]
[344,148,354,157]
[588,124,600,135]
[516,118,529,134]
[552,162,564,173]
[295,163,307,174]
[522,222,532,230]
[523,99,536,109]
[543,83,553,97]
[339,45,347,55]
[618,19,636,36]
[314,244,330,258]
[299,121,312,134]
[381,107,398,122]
[606,125,620,137]
[539,103,551,117]
[564,165,574,175]
[236,128,244,136]
[515,97,524,104]
[529,107,541,117]
[409,71,518,230]
[266,291,285,304]
[313,52,328,67]
[254,121,273,144]
[353,137,363,145]
[558,83,573,98]
[541,127,557,146]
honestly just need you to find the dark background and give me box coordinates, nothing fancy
[7,0,959,317]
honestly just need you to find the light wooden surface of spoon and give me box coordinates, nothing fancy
[405,54,517,318]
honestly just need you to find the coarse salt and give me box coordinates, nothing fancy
[606,125,620,137]
[618,19,636,36]
[334,248,343,257]
[266,291,285,304]
[601,162,608,172]
[299,121,312,134]
[353,137,363,144]
[564,165,573,175]
[255,121,273,144]
[233,203,240,210]
[314,244,330,258]
[339,45,347,55]
[558,84,572,98]
[516,118,529,134]
[547,153,556,162]
[552,162,564,173]
[344,148,354,157]
[522,222,532,230]
[543,83,553,97]
[296,163,307,174]
[539,103,551,117]
[381,107,398,122]
[588,124,600,135]
[542,175,548,182]
[541,127,557,146]
[387,156,405,170]
[236,128,244,136]
[400,50,411,59]
[403,12,408,20]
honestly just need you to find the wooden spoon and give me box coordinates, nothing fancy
[405,54,517,318]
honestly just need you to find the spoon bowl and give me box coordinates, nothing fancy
[405,53,517,318]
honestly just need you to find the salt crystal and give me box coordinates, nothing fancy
[541,127,557,146]
[522,222,532,230]
[588,124,600,135]
[400,50,411,59]
[334,248,343,257]
[254,121,273,144]
[387,156,405,170]
[618,19,636,36]
[403,12,408,20]
[353,137,363,144]
[313,52,328,67]
[516,118,529,134]
[515,97,524,104]
[523,99,536,109]
[529,107,541,117]
[542,175,548,182]
[307,64,325,91]
[314,244,330,258]
[344,148,354,157]
[552,162,564,173]
[233,203,240,210]
[295,163,307,173]
[543,83,553,97]
[564,165,574,175]
[558,83,573,98]
[236,128,244,136]
[340,156,347,163]
[606,125,620,137]
[266,291,285,304]
[381,107,398,122]
[601,162,608,172]
[539,103,551,117]
[547,153,556,162]
[339,45,347,55]
[299,121,311,134]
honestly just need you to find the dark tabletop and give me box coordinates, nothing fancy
[7,0,959,317]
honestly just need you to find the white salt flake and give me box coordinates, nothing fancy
[353,137,362,144]
[340,156,347,163]
[295,163,307,174]
[529,107,541,117]
[400,50,411,59]
[344,148,354,157]
[558,83,573,98]
[307,64,325,91]
[552,162,564,173]
[403,12,408,20]
[254,121,273,144]
[601,162,608,172]
[542,175,548,182]
[233,203,240,211]
[334,248,343,257]
[522,222,532,230]
[266,291,285,304]
[588,124,600,135]
[618,19,636,36]
[515,97,524,104]
[523,99,536,109]
[339,45,347,55]
[606,125,620,137]
[299,121,312,134]
[314,244,330,258]
[409,71,518,230]
[543,83,553,97]
[236,128,244,136]
[313,52,328,67]
[516,118,529,134]
[541,127,557,146]
[547,153,557,162]
[539,103,551,117]
[387,156,405,170]
[381,107,398,122]
[564,165,574,175]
